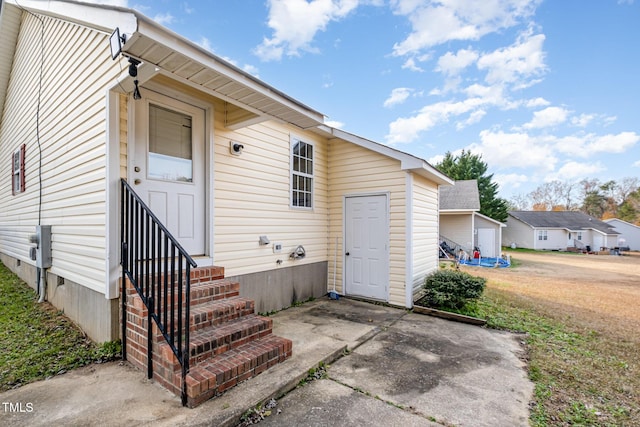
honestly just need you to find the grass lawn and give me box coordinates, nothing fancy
[0,262,120,391]
[428,250,639,426]
[475,288,638,426]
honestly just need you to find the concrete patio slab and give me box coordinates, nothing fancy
[0,298,533,427]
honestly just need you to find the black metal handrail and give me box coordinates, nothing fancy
[120,178,197,406]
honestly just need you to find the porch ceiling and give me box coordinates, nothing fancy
[122,32,325,130]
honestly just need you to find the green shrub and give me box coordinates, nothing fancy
[422,269,486,310]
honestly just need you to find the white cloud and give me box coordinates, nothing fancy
[153,12,175,25]
[435,48,479,76]
[525,97,550,108]
[243,64,260,77]
[428,154,446,165]
[391,0,541,56]
[633,160,640,167]
[555,132,640,158]
[456,109,486,129]
[545,161,605,182]
[523,106,569,129]
[467,130,557,171]
[255,0,360,61]
[401,57,424,72]
[384,88,413,107]
[477,29,547,87]
[386,97,486,143]
[197,37,213,52]
[325,119,345,129]
[494,173,530,190]
[571,113,595,127]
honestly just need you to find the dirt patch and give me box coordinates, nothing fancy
[463,251,640,343]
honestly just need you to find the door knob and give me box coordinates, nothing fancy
[345,252,350,256]
[134,166,140,172]
[134,179,141,185]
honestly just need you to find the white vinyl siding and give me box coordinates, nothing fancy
[213,101,328,277]
[440,214,474,252]
[0,13,123,293]
[411,175,439,297]
[504,216,537,249]
[327,139,406,306]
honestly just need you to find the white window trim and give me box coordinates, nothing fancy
[538,230,548,241]
[290,135,314,210]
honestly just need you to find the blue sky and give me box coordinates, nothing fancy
[95,0,639,200]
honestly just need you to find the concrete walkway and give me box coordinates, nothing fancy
[0,298,533,427]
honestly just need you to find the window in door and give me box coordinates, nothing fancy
[148,104,193,183]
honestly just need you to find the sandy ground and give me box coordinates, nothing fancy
[461,251,640,341]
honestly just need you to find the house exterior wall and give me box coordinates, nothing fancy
[0,12,123,341]
[440,214,473,251]
[605,219,640,250]
[503,217,535,249]
[410,174,439,298]
[327,138,407,306]
[534,229,566,250]
[212,101,329,277]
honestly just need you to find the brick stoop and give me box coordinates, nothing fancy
[123,266,293,407]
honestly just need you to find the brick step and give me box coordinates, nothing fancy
[138,279,241,322]
[184,334,293,408]
[152,296,256,342]
[156,314,274,372]
[190,296,255,331]
[189,280,240,306]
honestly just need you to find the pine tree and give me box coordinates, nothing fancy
[436,150,509,222]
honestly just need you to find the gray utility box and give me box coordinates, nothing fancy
[29,225,52,268]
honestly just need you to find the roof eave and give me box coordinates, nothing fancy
[122,14,325,129]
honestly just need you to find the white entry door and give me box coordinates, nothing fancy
[477,228,496,257]
[344,195,389,301]
[133,91,206,255]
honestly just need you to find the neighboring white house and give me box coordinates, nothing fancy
[604,218,640,250]
[0,0,452,342]
[439,180,505,258]
[504,211,619,251]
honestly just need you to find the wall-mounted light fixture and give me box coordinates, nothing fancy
[109,27,142,100]
[109,27,125,60]
[259,235,270,245]
[128,58,142,100]
[230,141,244,156]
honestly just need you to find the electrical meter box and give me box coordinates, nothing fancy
[29,225,52,268]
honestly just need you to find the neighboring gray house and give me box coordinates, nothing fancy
[604,218,640,251]
[439,180,505,258]
[504,211,619,251]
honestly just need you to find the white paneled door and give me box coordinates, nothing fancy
[133,91,206,255]
[477,228,496,258]
[344,195,389,301]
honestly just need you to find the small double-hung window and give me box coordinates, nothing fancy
[291,137,313,209]
[538,230,548,241]
[12,144,26,195]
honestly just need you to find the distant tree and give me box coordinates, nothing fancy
[525,180,577,211]
[508,194,531,211]
[618,188,640,224]
[582,189,608,218]
[436,150,509,222]
[511,177,640,223]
